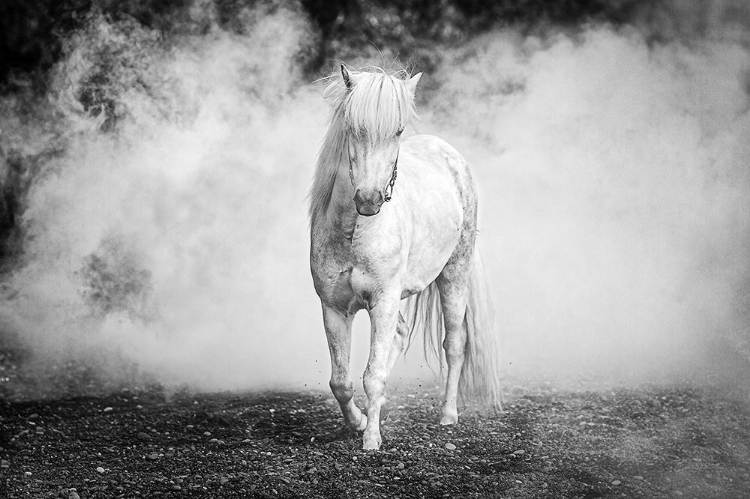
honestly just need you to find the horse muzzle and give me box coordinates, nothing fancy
[354,189,384,216]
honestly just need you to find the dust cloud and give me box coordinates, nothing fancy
[1,0,749,394]
[426,23,750,381]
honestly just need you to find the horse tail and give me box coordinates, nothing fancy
[403,280,444,371]
[459,251,503,409]
[403,250,502,409]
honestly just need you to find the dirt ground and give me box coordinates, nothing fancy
[2,343,750,498]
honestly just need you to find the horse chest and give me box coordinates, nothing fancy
[311,228,401,312]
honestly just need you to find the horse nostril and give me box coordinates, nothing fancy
[353,188,385,208]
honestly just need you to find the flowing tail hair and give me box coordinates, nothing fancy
[403,250,502,409]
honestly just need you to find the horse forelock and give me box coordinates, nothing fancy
[342,71,416,142]
[309,67,417,222]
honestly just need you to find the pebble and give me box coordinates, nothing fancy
[103,407,113,413]
[334,463,344,471]
[397,462,405,470]
[96,467,105,474]
[0,460,9,468]
[611,480,621,486]
[35,427,44,435]
[146,452,159,461]
[445,443,457,451]
[171,485,182,491]
[204,432,211,437]
[69,492,81,499]
[513,450,526,456]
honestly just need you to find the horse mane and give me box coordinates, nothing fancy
[308,65,419,223]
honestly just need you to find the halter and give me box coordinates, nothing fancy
[347,135,399,203]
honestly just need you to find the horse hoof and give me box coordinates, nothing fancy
[440,411,458,426]
[362,435,381,450]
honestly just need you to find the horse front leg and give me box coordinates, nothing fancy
[322,304,367,431]
[362,293,400,450]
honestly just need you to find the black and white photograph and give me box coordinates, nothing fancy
[1,0,749,497]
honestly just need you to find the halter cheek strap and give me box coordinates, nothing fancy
[383,151,398,203]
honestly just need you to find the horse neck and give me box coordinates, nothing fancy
[316,116,358,233]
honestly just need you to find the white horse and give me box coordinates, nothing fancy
[309,64,501,450]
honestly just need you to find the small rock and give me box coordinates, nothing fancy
[35,427,45,435]
[136,432,152,441]
[513,449,526,456]
[28,414,39,420]
[24,471,32,476]
[611,480,621,486]
[171,485,182,491]
[397,462,405,470]
[634,475,644,480]
[0,460,9,468]
[103,407,113,413]
[96,467,105,474]
[204,432,211,437]
[69,492,81,499]
[334,463,344,471]
[445,443,456,451]
[147,452,159,461]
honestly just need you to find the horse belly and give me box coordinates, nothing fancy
[401,207,462,297]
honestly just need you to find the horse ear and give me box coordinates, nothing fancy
[341,64,352,90]
[406,72,422,95]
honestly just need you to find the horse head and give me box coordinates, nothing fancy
[340,65,421,216]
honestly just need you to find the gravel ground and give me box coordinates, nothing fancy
[2,343,750,498]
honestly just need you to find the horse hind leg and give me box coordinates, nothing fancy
[322,305,367,431]
[436,271,469,425]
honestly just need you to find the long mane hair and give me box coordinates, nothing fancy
[308,66,419,223]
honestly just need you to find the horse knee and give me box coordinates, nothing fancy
[330,379,354,403]
[363,369,386,399]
